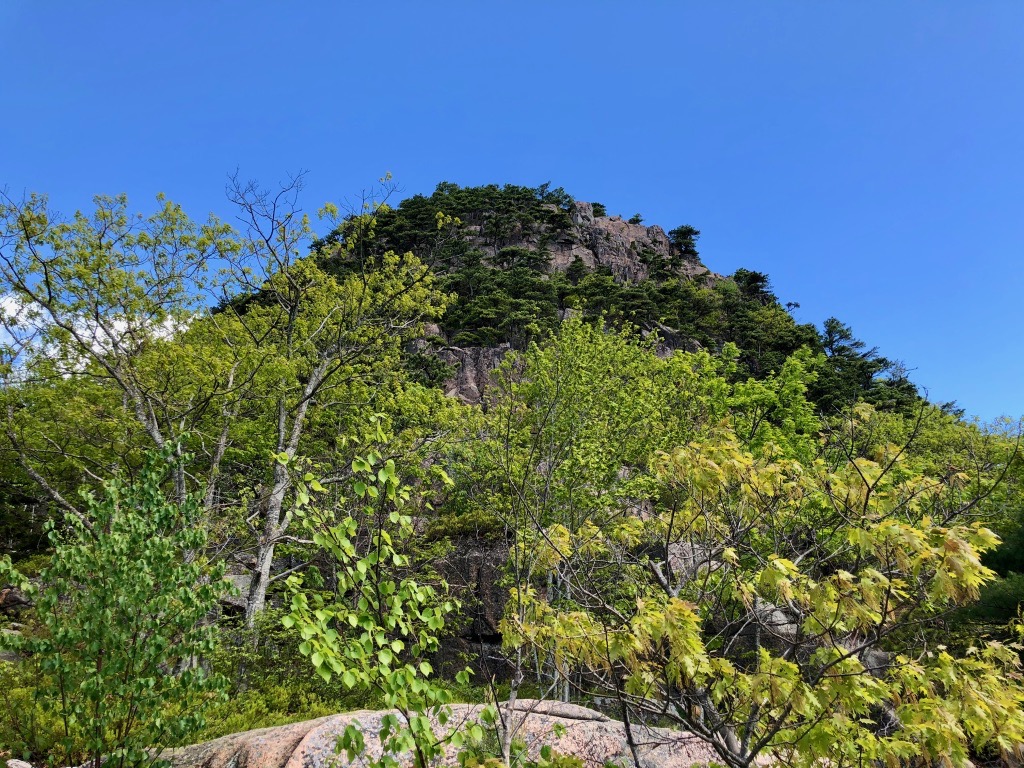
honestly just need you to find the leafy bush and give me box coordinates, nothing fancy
[197,684,340,741]
[284,430,481,768]
[0,448,229,768]
[0,660,71,763]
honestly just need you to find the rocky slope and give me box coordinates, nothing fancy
[435,200,712,404]
[437,343,511,405]
[462,201,709,283]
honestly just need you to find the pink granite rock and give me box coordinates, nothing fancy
[168,702,720,768]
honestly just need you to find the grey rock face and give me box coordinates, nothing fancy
[463,200,709,283]
[0,586,30,614]
[437,344,511,405]
[220,574,252,611]
[570,201,595,226]
[437,540,507,640]
[0,627,22,663]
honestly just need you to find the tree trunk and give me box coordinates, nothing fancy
[245,541,275,627]
[244,463,290,627]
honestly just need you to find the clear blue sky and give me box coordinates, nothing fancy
[2,2,1021,420]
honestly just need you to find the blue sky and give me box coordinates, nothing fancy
[2,2,1021,420]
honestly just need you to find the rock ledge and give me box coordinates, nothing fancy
[167,701,718,768]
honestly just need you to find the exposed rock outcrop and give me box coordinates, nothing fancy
[431,201,713,404]
[0,626,22,663]
[0,585,30,614]
[437,345,510,405]
[439,540,507,641]
[462,201,709,283]
[168,701,719,768]
[220,574,252,613]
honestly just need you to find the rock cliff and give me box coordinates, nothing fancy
[437,344,511,405]
[431,201,712,404]
[461,201,709,283]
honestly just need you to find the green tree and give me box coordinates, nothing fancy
[442,321,822,746]
[0,180,449,624]
[667,224,700,261]
[0,447,229,768]
[809,317,892,414]
[504,403,1024,767]
[284,420,480,768]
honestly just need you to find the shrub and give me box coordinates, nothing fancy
[0,448,229,768]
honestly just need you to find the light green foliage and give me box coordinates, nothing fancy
[0,191,239,516]
[503,403,1024,767]
[835,408,1024,636]
[0,183,450,623]
[459,740,583,768]
[197,684,339,742]
[196,607,369,741]
[284,421,483,768]
[452,320,821,548]
[3,179,1023,768]
[445,320,832,736]
[0,447,229,768]
[0,661,69,764]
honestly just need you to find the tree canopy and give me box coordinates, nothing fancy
[1,180,1022,768]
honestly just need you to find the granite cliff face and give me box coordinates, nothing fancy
[435,201,711,404]
[461,200,709,283]
[563,201,708,281]
[437,344,510,405]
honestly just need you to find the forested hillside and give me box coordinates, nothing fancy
[1,181,1023,768]
[324,183,921,415]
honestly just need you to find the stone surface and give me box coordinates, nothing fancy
[462,200,709,284]
[0,627,22,663]
[438,540,507,641]
[0,650,21,663]
[168,702,719,768]
[221,573,252,612]
[0,586,30,614]
[437,344,511,405]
